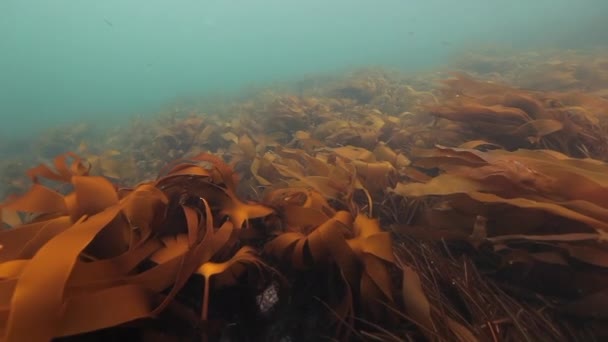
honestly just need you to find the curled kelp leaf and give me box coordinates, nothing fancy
[265,210,397,322]
[197,246,271,320]
[25,152,90,184]
[0,151,272,341]
[156,152,274,229]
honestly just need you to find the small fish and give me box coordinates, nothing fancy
[103,18,113,27]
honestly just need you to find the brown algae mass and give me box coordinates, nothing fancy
[2,48,608,341]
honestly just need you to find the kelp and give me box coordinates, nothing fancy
[0,148,448,341]
[451,47,608,94]
[0,152,277,339]
[3,51,608,341]
[426,73,608,159]
[394,146,608,328]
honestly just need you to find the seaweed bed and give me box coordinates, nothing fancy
[2,48,608,341]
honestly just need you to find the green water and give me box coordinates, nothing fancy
[1,0,607,138]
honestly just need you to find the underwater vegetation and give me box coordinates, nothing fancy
[2,48,608,341]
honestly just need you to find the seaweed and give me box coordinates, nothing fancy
[3,48,608,341]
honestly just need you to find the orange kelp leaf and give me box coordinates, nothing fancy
[409,146,487,169]
[401,167,433,183]
[265,187,335,230]
[396,167,608,235]
[0,183,67,215]
[445,160,550,195]
[250,157,273,186]
[306,219,338,263]
[58,284,154,337]
[238,134,257,159]
[391,174,490,197]
[265,187,305,208]
[0,216,72,262]
[458,140,503,150]
[296,176,347,200]
[182,205,200,247]
[430,103,531,125]
[465,151,606,190]
[435,146,608,188]
[264,232,306,269]
[304,155,334,177]
[307,211,353,263]
[359,261,389,318]
[156,174,233,212]
[271,160,306,180]
[188,152,239,193]
[26,153,89,183]
[150,204,207,268]
[373,142,411,168]
[265,187,335,216]
[290,131,325,153]
[330,145,375,162]
[221,132,239,144]
[138,202,227,318]
[510,119,564,139]
[12,216,74,260]
[114,223,230,303]
[120,184,168,246]
[345,215,396,304]
[353,160,397,193]
[0,260,28,281]
[160,164,213,178]
[4,204,123,342]
[70,176,126,258]
[467,191,608,233]
[0,206,22,227]
[149,234,189,265]
[265,211,353,270]
[222,198,274,229]
[315,212,359,283]
[70,176,119,220]
[400,262,436,336]
[360,253,393,303]
[201,246,269,288]
[350,214,395,263]
[412,146,608,208]
[302,188,336,213]
[281,205,331,231]
[162,155,274,229]
[67,239,163,288]
[264,232,307,268]
[146,234,198,315]
[195,219,237,271]
[197,246,269,320]
[157,159,215,185]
